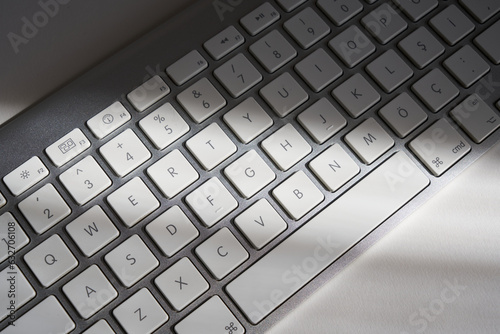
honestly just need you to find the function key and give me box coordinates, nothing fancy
[3,156,49,196]
[87,101,131,139]
[45,128,91,167]
[275,0,306,12]
[241,2,280,36]
[204,26,245,60]
[127,75,170,112]
[166,50,208,86]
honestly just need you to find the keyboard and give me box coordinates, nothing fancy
[1,0,500,333]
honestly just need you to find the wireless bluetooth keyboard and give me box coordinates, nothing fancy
[1,0,500,333]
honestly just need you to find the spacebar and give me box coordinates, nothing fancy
[226,152,429,324]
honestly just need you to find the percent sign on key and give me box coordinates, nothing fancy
[154,114,165,123]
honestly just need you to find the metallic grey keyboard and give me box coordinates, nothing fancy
[1,0,500,333]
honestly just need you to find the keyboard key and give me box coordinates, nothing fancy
[62,265,117,319]
[66,205,119,257]
[100,129,151,177]
[155,257,209,311]
[146,206,199,257]
[82,320,115,334]
[139,103,190,150]
[429,5,474,46]
[214,53,262,98]
[366,49,413,93]
[147,149,199,198]
[294,48,343,92]
[261,123,312,171]
[226,151,429,324]
[332,73,380,118]
[24,234,78,287]
[328,25,376,68]
[195,227,248,279]
[284,7,330,49]
[87,101,131,139]
[240,2,280,36]
[345,118,395,165]
[412,68,459,113]
[175,295,244,334]
[107,177,159,228]
[166,50,208,85]
[224,149,276,198]
[105,234,159,287]
[398,27,445,69]
[0,213,29,263]
[474,20,500,65]
[409,119,471,176]
[459,0,500,23]
[186,123,237,171]
[249,30,297,73]
[127,75,170,112]
[309,144,360,192]
[0,265,35,321]
[272,170,324,220]
[393,0,438,22]
[3,156,49,196]
[317,0,364,26]
[297,98,347,144]
[275,0,306,12]
[0,191,5,208]
[260,72,308,117]
[443,45,490,88]
[362,3,408,44]
[204,26,245,60]
[379,92,428,138]
[59,156,112,205]
[45,128,91,167]
[177,77,226,123]
[18,183,71,234]
[185,177,238,228]
[450,94,500,144]
[223,97,273,144]
[113,288,168,334]
[0,296,74,334]
[234,198,287,249]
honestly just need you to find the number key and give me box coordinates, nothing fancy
[249,30,297,73]
[177,77,226,123]
[284,7,330,49]
[214,54,262,98]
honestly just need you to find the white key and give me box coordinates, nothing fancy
[379,92,428,138]
[204,26,245,60]
[147,149,199,198]
[1,296,74,334]
[1,213,29,263]
[186,123,237,171]
[139,103,190,150]
[226,152,429,324]
[175,295,244,334]
[259,72,308,117]
[250,30,297,73]
[0,191,5,208]
[166,50,208,85]
[46,128,91,167]
[451,94,500,144]
[66,206,119,257]
[272,170,324,220]
[82,320,115,334]
[412,68,459,113]
[185,177,238,228]
[62,265,118,319]
[261,123,311,171]
[59,156,112,205]
[177,77,226,123]
[241,2,280,36]
[309,144,360,192]
[18,184,71,234]
[297,98,347,144]
[107,177,159,228]
[3,156,49,196]
[24,234,78,287]
[195,227,249,280]
[113,288,168,334]
[127,75,170,112]
[87,101,131,139]
[345,118,395,164]
[409,119,471,176]
[100,129,151,177]
[0,265,35,321]
[146,206,199,257]
[223,97,273,144]
[105,234,159,287]
[225,149,276,198]
[234,198,287,250]
[332,73,381,118]
[155,257,209,311]
[214,53,262,98]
